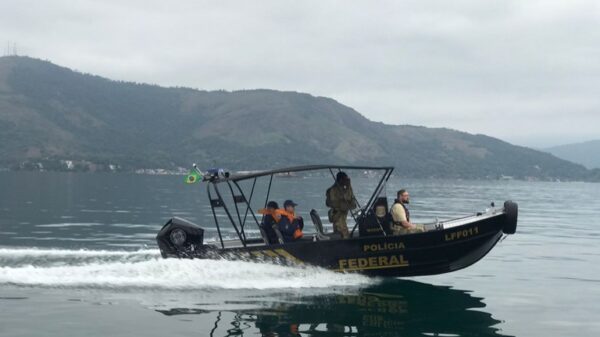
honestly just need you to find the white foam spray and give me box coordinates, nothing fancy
[0,247,373,290]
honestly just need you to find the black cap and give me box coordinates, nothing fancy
[336,171,349,183]
[283,199,298,208]
[266,201,279,209]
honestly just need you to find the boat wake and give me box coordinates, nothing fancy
[0,247,372,290]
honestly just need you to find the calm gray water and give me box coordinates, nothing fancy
[0,171,599,337]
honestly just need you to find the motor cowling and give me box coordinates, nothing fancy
[502,201,518,234]
[156,217,204,258]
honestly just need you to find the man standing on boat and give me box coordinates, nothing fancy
[326,171,357,239]
[390,189,425,235]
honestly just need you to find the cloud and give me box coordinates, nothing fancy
[1,0,599,146]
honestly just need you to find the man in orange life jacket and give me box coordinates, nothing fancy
[260,201,281,244]
[390,189,425,235]
[277,199,304,242]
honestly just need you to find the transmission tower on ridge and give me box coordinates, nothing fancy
[3,41,18,56]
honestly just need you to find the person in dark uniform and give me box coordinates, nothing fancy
[277,200,304,242]
[260,201,281,244]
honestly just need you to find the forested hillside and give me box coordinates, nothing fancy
[1,56,598,181]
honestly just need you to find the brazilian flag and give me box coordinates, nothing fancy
[185,169,202,184]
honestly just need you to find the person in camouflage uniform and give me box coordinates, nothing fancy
[326,171,357,239]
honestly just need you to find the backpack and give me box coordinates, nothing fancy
[326,186,334,208]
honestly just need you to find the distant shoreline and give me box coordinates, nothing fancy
[1,168,595,183]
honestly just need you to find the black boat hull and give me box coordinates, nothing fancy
[157,210,512,277]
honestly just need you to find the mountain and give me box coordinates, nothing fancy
[0,56,598,181]
[544,140,600,169]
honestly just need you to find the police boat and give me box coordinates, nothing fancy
[156,165,518,277]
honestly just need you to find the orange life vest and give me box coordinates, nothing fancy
[258,208,296,223]
[258,208,303,239]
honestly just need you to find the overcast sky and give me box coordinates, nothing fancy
[1,0,599,147]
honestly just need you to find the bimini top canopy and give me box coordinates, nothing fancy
[212,164,394,183]
[199,164,394,248]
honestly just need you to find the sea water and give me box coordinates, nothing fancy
[0,172,598,336]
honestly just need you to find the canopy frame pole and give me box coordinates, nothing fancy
[263,174,274,209]
[240,177,258,230]
[259,174,276,228]
[350,168,394,236]
[233,180,262,232]
[211,182,246,247]
[225,180,247,242]
[207,183,225,249]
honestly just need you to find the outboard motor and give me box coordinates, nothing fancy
[156,217,205,258]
